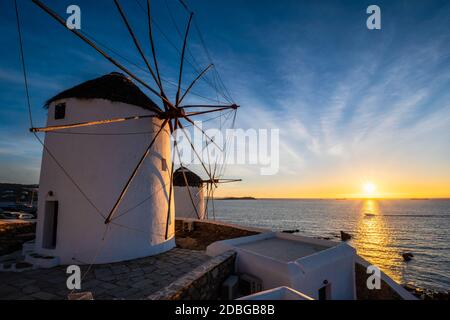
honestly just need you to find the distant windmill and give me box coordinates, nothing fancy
[15,0,239,265]
[173,166,241,220]
[203,177,242,220]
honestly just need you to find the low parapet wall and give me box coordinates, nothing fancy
[147,250,236,300]
[175,218,262,251]
[355,257,417,300]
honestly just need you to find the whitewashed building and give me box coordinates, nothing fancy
[173,167,206,220]
[32,73,175,266]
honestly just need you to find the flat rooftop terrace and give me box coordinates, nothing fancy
[237,237,329,262]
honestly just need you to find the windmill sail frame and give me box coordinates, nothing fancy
[14,0,241,264]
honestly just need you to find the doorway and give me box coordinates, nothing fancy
[42,201,58,249]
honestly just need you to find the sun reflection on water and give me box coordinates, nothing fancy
[352,200,403,284]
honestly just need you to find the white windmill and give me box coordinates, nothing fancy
[173,166,206,220]
[15,0,239,266]
[173,166,242,220]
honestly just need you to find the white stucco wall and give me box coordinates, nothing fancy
[207,232,356,300]
[35,98,175,265]
[174,185,205,219]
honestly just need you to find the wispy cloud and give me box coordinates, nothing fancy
[204,1,450,196]
[0,68,65,91]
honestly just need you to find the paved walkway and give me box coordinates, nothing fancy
[0,248,209,300]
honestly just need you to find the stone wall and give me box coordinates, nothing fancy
[0,222,35,256]
[355,262,402,300]
[147,250,236,300]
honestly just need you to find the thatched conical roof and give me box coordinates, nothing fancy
[45,72,161,113]
[173,167,203,187]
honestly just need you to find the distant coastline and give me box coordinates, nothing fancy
[2,183,449,201]
[216,196,257,200]
[213,197,449,201]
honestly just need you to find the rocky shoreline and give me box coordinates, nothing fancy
[403,284,450,300]
[314,231,449,300]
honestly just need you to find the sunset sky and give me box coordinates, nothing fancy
[1,0,449,198]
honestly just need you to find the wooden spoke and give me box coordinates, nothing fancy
[211,186,216,220]
[147,0,161,86]
[182,116,223,152]
[30,114,159,133]
[214,151,221,179]
[175,12,194,106]
[204,125,213,185]
[31,0,173,111]
[218,179,242,184]
[203,178,242,184]
[113,0,164,95]
[178,63,213,105]
[164,119,176,239]
[177,0,190,12]
[181,104,239,109]
[176,119,215,183]
[204,183,209,219]
[146,0,170,112]
[184,105,239,117]
[104,118,169,224]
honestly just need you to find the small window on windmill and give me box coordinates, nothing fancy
[54,103,66,120]
[161,158,168,171]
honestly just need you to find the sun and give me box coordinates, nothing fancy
[363,182,377,196]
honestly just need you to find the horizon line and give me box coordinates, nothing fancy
[217,197,450,200]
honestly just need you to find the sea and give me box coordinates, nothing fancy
[213,198,450,292]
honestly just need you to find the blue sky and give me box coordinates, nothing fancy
[1,0,449,197]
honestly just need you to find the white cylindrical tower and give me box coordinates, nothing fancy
[173,167,205,220]
[33,73,175,265]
